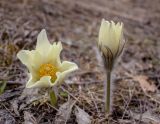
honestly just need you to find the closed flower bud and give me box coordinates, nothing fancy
[98,19,126,113]
[98,19,125,70]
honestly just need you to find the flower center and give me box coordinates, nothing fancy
[39,63,58,81]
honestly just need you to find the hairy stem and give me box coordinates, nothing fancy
[105,71,111,113]
[49,88,57,106]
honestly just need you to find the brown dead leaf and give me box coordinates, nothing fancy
[75,106,91,124]
[55,99,76,124]
[134,75,156,92]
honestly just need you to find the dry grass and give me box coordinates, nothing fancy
[0,0,160,123]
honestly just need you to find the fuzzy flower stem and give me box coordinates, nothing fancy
[105,70,111,113]
[49,88,57,106]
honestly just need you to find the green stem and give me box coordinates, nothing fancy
[49,88,57,106]
[105,71,111,113]
[0,81,6,95]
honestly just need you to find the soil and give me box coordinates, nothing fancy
[0,0,160,124]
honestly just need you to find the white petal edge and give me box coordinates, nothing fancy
[47,42,63,67]
[52,61,78,86]
[110,20,119,55]
[115,22,123,42]
[17,50,33,71]
[36,29,51,55]
[17,50,43,72]
[26,74,53,88]
[98,19,110,46]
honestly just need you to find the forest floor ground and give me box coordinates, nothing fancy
[0,0,160,123]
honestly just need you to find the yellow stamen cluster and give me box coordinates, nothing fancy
[39,63,58,81]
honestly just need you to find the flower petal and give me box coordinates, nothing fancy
[47,42,63,67]
[26,74,53,88]
[52,61,78,86]
[99,19,124,57]
[99,19,116,54]
[36,29,51,56]
[17,50,43,71]
[31,51,44,70]
[98,19,110,46]
[17,50,34,71]
[59,61,78,72]
[115,22,123,42]
[110,21,119,55]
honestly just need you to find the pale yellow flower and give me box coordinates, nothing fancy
[98,19,125,58]
[17,29,78,88]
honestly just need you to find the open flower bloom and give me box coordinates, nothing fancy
[17,29,78,88]
[98,19,125,59]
